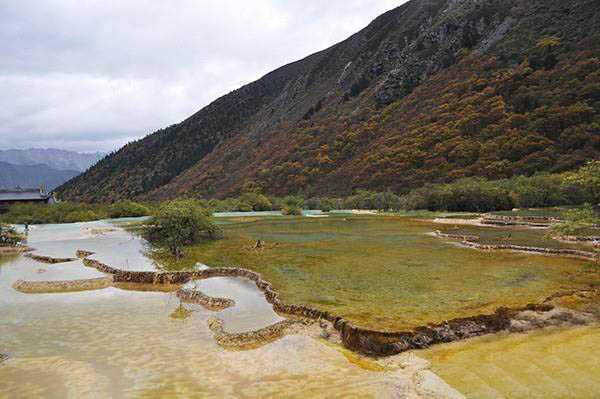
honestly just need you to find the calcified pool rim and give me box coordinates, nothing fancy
[13,247,599,357]
[432,230,599,261]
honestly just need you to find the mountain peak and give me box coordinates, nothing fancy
[57,0,600,202]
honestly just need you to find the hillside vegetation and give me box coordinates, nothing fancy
[57,0,600,202]
[3,162,599,227]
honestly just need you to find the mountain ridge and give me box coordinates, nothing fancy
[0,161,79,191]
[57,0,600,202]
[0,148,104,172]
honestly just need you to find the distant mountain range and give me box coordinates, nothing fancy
[0,148,104,172]
[0,162,79,191]
[0,149,105,191]
[56,0,600,202]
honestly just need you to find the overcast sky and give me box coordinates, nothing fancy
[0,1,403,153]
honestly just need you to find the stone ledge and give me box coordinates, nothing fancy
[207,317,308,350]
[25,253,78,264]
[12,276,114,293]
[176,287,235,311]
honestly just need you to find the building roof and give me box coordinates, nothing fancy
[0,189,50,201]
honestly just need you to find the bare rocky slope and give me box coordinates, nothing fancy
[57,0,600,202]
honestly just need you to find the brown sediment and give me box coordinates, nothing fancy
[25,253,78,264]
[77,249,600,356]
[112,282,180,293]
[207,316,311,350]
[76,250,95,259]
[176,287,235,311]
[0,245,30,255]
[12,276,114,294]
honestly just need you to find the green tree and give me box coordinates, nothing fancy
[145,199,222,257]
[566,160,600,205]
[281,196,304,215]
[532,36,561,69]
[239,192,273,211]
[551,205,598,236]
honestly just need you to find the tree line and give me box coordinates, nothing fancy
[2,161,598,225]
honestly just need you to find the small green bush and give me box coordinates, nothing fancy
[551,204,599,236]
[282,206,302,215]
[305,197,339,212]
[64,210,100,223]
[145,199,222,256]
[108,200,151,218]
[281,196,304,215]
[342,190,402,211]
[239,192,273,211]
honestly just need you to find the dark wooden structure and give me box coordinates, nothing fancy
[0,188,54,213]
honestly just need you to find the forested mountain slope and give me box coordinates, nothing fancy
[57,0,600,202]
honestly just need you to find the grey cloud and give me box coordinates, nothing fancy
[0,0,404,152]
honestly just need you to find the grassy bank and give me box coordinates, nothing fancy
[0,200,151,224]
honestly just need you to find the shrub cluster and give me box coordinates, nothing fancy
[279,196,304,215]
[108,200,151,218]
[0,200,151,224]
[400,162,598,212]
[0,202,104,224]
[145,199,222,256]
[551,205,599,236]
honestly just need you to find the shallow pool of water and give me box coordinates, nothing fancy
[2,217,599,398]
[1,220,447,398]
[160,216,599,331]
[25,219,158,271]
[183,277,284,333]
